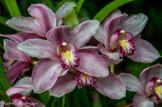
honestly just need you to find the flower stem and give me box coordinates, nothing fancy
[62,95,65,107]
[110,65,114,73]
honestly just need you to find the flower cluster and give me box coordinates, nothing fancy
[0,2,161,107]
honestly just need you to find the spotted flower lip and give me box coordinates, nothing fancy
[3,39,32,84]
[0,2,76,41]
[94,9,160,65]
[17,21,109,93]
[119,64,162,107]
[50,71,126,99]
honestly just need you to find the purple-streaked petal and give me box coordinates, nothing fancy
[32,59,63,93]
[98,43,120,60]
[102,9,122,26]
[15,77,31,86]
[56,2,76,26]
[7,61,31,84]
[119,73,144,94]
[76,49,109,77]
[6,17,44,37]
[140,64,162,86]
[3,39,31,61]
[104,14,127,49]
[0,33,43,43]
[94,72,126,99]
[69,20,99,48]
[102,55,122,66]
[28,4,56,33]
[50,72,76,97]
[46,26,71,48]
[79,45,98,51]
[17,39,57,60]
[132,94,154,107]
[122,13,148,36]
[128,38,160,63]
[6,85,32,96]
[93,25,107,45]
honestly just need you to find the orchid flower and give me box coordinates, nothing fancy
[119,64,162,107]
[0,2,76,41]
[17,21,109,93]
[3,39,32,84]
[50,70,126,99]
[94,10,160,65]
[3,77,44,107]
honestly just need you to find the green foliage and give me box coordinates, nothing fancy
[5,0,21,17]
[64,9,79,29]
[76,0,84,15]
[93,0,134,22]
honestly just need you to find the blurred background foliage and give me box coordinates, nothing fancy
[0,0,162,107]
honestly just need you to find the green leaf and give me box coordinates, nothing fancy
[93,0,134,22]
[64,9,79,29]
[0,57,11,91]
[5,0,21,17]
[33,91,51,105]
[76,0,84,15]
[74,87,91,107]
[42,0,55,12]
[0,16,8,25]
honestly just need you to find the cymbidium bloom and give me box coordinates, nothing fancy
[0,2,76,40]
[3,39,32,84]
[3,77,44,107]
[50,70,126,99]
[119,64,162,107]
[17,21,109,93]
[94,10,160,65]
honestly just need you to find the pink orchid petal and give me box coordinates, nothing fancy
[128,38,160,63]
[76,49,109,77]
[79,45,98,51]
[46,26,71,49]
[119,73,144,95]
[93,25,107,45]
[102,9,122,26]
[98,43,120,60]
[122,13,148,36]
[0,33,43,43]
[104,14,127,49]
[6,85,32,96]
[17,39,57,60]
[3,39,31,61]
[102,55,122,66]
[32,59,63,93]
[70,20,99,48]
[56,2,76,26]
[28,4,56,33]
[50,72,76,97]
[94,72,126,99]
[140,64,162,86]
[6,17,44,37]
[3,60,14,70]
[132,94,154,107]
[7,61,31,84]
[15,77,31,86]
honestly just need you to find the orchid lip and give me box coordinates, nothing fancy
[75,71,96,88]
[57,41,80,69]
[145,77,162,104]
[109,29,135,57]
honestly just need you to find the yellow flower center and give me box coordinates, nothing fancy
[154,86,162,98]
[62,51,72,62]
[118,40,130,52]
